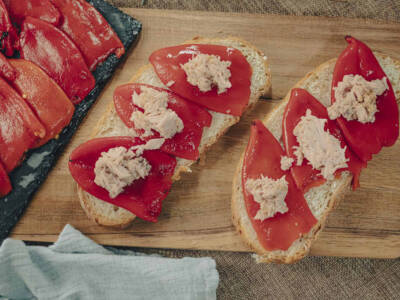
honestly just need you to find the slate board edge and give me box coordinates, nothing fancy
[0,0,142,241]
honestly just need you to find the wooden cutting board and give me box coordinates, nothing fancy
[10,8,400,259]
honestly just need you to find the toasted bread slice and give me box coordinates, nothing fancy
[78,37,272,227]
[232,53,400,263]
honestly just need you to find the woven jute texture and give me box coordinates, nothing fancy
[109,1,400,299]
[110,0,400,21]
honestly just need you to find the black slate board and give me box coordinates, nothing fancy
[0,0,142,241]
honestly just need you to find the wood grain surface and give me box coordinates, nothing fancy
[10,8,400,258]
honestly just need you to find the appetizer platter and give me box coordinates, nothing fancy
[0,0,141,240]
[9,9,400,260]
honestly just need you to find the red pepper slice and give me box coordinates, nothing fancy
[114,83,212,160]
[9,59,75,147]
[331,36,399,162]
[149,44,252,116]
[0,51,15,80]
[0,0,17,56]
[19,17,95,104]
[69,137,176,222]
[51,0,125,71]
[242,120,317,251]
[282,88,365,192]
[0,77,46,172]
[4,0,61,26]
[0,159,11,196]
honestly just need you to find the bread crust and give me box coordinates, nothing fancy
[77,36,271,228]
[78,186,135,228]
[232,53,400,263]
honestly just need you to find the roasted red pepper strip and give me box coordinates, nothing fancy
[331,36,399,162]
[0,160,11,196]
[4,0,61,26]
[114,83,212,160]
[150,44,252,116]
[0,51,15,80]
[0,0,16,56]
[282,88,365,192]
[19,17,95,104]
[242,120,317,251]
[9,59,75,147]
[0,77,46,172]
[51,0,125,71]
[69,137,176,222]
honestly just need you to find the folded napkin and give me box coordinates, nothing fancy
[0,225,219,300]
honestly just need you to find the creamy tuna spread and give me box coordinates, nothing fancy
[166,80,175,87]
[94,147,151,198]
[245,175,289,220]
[280,156,294,171]
[131,138,166,156]
[181,54,232,94]
[131,87,184,141]
[293,109,348,180]
[328,74,388,123]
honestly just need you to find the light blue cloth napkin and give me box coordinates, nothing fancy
[0,225,219,300]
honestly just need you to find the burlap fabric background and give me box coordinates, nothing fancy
[107,1,399,299]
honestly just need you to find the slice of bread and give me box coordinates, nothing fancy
[78,37,272,228]
[232,53,400,263]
